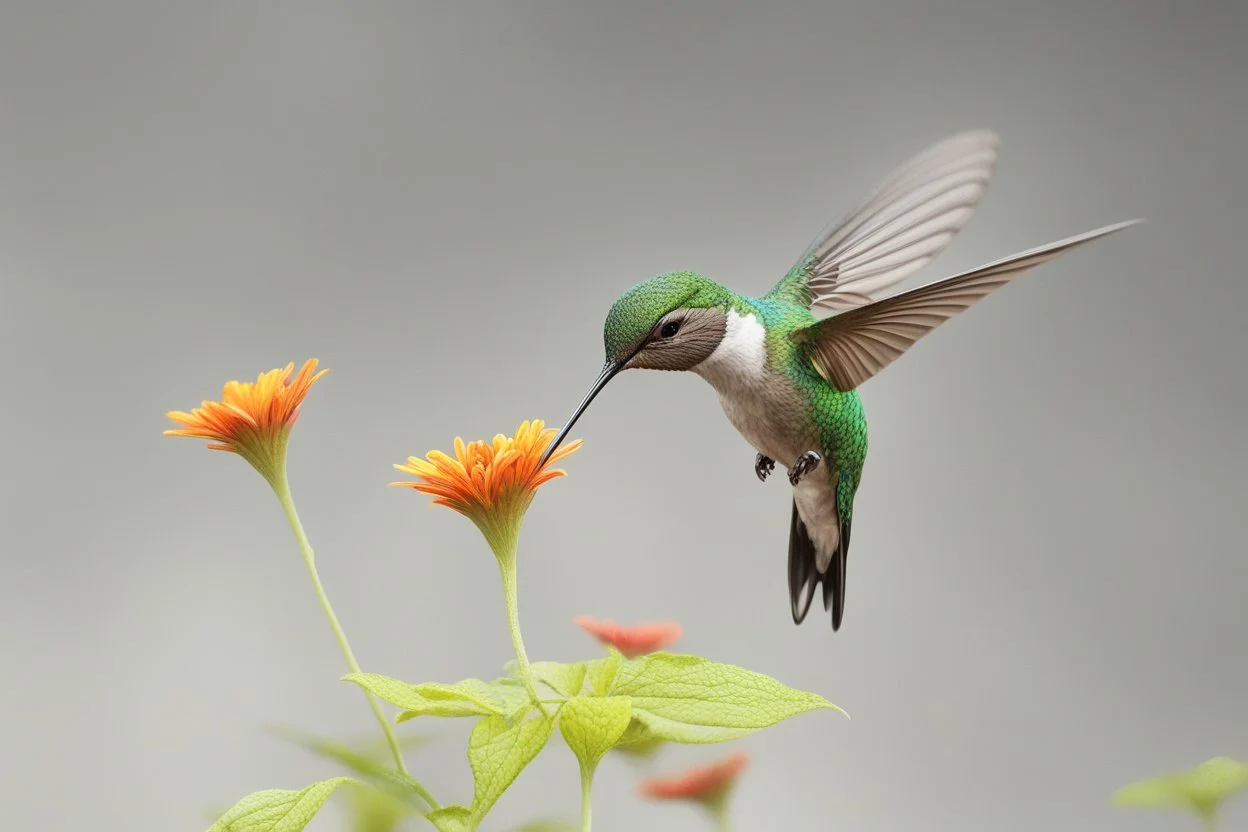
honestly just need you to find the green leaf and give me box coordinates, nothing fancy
[586,652,622,697]
[558,696,633,773]
[613,719,666,758]
[1113,756,1248,819]
[466,711,557,823]
[343,784,413,832]
[344,673,442,712]
[276,728,432,809]
[344,673,529,720]
[610,652,845,744]
[529,661,588,698]
[207,777,358,832]
[511,821,578,832]
[426,805,473,832]
[614,738,665,759]
[400,679,531,721]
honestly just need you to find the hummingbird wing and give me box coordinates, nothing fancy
[768,130,1001,312]
[790,220,1143,391]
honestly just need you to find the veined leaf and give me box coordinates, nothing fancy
[344,673,528,721]
[613,719,666,758]
[558,696,633,773]
[276,728,432,809]
[610,652,844,744]
[529,661,588,698]
[426,804,473,832]
[467,711,557,823]
[343,673,442,712]
[628,709,755,743]
[207,777,358,832]
[401,679,531,721]
[586,653,622,697]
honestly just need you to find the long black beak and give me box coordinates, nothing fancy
[540,360,623,466]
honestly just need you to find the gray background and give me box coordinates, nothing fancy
[1,1,1244,830]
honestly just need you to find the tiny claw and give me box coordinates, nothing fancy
[755,453,775,482]
[788,451,822,486]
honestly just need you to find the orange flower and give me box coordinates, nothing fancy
[392,419,581,550]
[639,752,749,804]
[575,616,682,658]
[165,359,327,485]
[394,420,582,711]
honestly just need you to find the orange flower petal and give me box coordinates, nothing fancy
[576,616,683,658]
[638,752,749,802]
[392,419,581,525]
[164,359,326,481]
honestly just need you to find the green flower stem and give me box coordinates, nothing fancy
[272,474,440,811]
[706,795,732,832]
[579,764,595,832]
[495,549,546,713]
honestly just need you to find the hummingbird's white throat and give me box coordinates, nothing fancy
[692,308,768,391]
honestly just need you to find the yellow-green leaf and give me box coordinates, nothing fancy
[343,673,528,721]
[467,711,557,823]
[343,784,412,832]
[277,728,431,809]
[613,719,665,758]
[207,777,358,832]
[586,653,621,697]
[1113,756,1248,819]
[610,652,844,743]
[530,661,588,698]
[558,696,633,773]
[426,804,473,832]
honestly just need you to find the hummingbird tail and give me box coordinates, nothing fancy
[787,501,850,631]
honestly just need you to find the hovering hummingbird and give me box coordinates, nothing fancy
[540,130,1140,631]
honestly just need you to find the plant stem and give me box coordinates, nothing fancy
[579,764,594,832]
[496,551,545,712]
[273,475,440,811]
[708,799,732,832]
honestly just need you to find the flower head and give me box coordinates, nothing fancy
[165,359,327,486]
[392,419,580,556]
[576,616,682,658]
[394,420,580,712]
[639,751,749,806]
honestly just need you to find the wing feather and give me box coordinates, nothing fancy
[793,220,1143,390]
[771,130,1001,311]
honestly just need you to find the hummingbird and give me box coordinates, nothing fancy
[540,130,1140,631]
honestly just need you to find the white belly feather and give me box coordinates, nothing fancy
[693,309,841,565]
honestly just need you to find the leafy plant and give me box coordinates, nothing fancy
[167,360,846,832]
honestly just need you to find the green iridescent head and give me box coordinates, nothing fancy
[602,271,728,363]
[539,271,734,465]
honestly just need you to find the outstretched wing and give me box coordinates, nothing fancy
[790,220,1143,391]
[768,130,1001,311]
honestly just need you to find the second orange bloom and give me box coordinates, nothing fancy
[392,419,581,535]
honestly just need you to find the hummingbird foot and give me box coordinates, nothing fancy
[755,453,775,482]
[787,451,822,486]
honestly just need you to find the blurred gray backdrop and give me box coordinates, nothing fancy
[1,1,1244,830]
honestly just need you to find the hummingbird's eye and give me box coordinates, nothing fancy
[660,320,682,338]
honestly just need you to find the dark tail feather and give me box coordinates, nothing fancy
[823,521,850,630]
[787,500,851,631]
[788,501,819,623]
